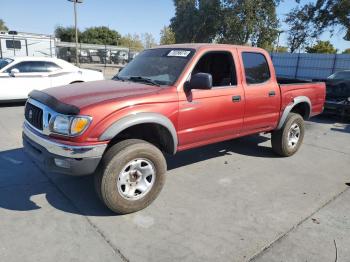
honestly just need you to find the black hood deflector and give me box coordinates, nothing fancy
[28,90,80,115]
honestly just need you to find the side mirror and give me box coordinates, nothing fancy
[186,73,213,91]
[10,68,19,77]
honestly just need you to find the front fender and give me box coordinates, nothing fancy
[99,112,178,153]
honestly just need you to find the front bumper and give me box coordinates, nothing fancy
[23,123,107,176]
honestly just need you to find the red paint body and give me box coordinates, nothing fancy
[43,44,326,151]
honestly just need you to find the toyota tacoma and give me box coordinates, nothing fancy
[23,44,326,214]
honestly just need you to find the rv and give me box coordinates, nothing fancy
[0,31,56,58]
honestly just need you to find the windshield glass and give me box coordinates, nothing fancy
[328,71,350,80]
[115,48,195,86]
[0,58,13,70]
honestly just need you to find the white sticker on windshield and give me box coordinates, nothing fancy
[167,50,191,57]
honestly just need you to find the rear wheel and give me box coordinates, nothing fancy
[271,113,305,157]
[94,139,167,214]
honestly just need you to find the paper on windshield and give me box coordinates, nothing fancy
[167,50,191,57]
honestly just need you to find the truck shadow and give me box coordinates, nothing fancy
[0,134,274,216]
[167,134,275,170]
[309,115,350,134]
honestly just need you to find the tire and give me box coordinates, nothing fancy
[94,139,167,214]
[271,113,305,157]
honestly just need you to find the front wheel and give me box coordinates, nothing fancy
[271,113,305,157]
[94,139,167,214]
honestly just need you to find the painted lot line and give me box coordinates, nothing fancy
[0,105,349,262]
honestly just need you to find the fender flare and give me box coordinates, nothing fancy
[277,96,311,130]
[99,113,178,154]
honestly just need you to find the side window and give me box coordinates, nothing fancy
[45,62,61,72]
[242,52,270,84]
[6,61,48,73]
[192,52,237,87]
[6,40,21,49]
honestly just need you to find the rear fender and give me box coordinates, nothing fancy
[277,96,311,129]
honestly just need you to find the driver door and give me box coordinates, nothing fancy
[0,61,50,100]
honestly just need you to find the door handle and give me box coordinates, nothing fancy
[268,91,276,97]
[232,95,241,102]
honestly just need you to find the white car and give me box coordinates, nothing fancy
[0,57,104,101]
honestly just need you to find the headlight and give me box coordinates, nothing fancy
[348,97,350,102]
[51,115,91,136]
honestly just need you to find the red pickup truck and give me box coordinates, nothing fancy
[23,44,326,214]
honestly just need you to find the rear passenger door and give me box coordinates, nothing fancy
[240,51,280,132]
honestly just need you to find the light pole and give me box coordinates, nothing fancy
[276,30,284,52]
[68,0,83,66]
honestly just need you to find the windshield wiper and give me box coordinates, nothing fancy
[112,75,125,81]
[128,76,160,86]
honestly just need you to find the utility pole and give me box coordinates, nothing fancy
[68,0,83,66]
[276,30,284,52]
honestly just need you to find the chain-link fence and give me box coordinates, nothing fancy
[56,41,140,66]
[271,52,350,80]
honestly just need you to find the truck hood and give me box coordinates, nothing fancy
[43,80,163,109]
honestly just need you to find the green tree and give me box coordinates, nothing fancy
[170,0,280,47]
[160,26,176,45]
[170,0,221,43]
[342,48,350,54]
[218,0,280,48]
[285,5,314,53]
[275,46,289,52]
[80,26,121,45]
[120,34,144,51]
[142,33,157,49]
[0,19,8,31]
[294,0,350,41]
[55,26,81,42]
[305,40,337,54]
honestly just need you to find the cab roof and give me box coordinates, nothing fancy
[152,43,266,52]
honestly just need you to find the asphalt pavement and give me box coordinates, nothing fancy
[0,103,349,262]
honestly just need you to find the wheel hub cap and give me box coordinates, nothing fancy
[117,158,156,201]
[288,123,301,149]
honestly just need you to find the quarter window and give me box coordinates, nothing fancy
[6,61,49,73]
[242,52,270,84]
[45,62,61,72]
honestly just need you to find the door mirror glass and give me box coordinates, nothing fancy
[10,68,19,77]
[187,73,213,90]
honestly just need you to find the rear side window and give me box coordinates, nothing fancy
[242,52,270,84]
[6,61,48,73]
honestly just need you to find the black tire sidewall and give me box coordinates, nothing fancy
[100,141,166,214]
[281,114,305,156]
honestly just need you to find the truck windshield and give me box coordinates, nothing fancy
[115,48,195,86]
[0,58,13,70]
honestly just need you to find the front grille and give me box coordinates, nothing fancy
[25,102,43,130]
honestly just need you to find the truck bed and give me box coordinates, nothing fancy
[278,80,326,118]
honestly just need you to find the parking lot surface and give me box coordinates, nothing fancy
[0,104,349,262]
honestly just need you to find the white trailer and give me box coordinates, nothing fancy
[0,31,56,59]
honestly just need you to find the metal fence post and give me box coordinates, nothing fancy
[331,54,337,74]
[294,52,301,79]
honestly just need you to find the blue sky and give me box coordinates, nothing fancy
[1,0,348,51]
